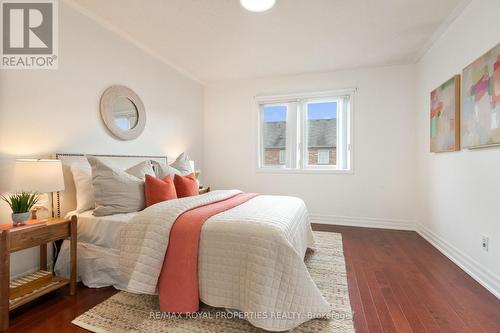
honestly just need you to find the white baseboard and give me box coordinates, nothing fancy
[310,214,416,231]
[310,214,499,299]
[416,224,500,299]
[11,261,54,280]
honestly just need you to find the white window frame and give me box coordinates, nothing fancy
[256,89,354,174]
[258,102,297,169]
[302,97,338,170]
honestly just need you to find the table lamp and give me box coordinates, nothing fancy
[10,159,65,220]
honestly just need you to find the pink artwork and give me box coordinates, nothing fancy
[430,75,460,152]
[461,43,500,148]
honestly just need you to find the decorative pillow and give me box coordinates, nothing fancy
[153,162,180,178]
[174,173,199,198]
[126,160,155,179]
[144,174,177,207]
[70,164,95,213]
[154,152,193,178]
[87,156,146,216]
[170,152,193,174]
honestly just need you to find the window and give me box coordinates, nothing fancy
[306,101,336,167]
[279,149,286,165]
[258,89,353,172]
[261,105,288,167]
[317,150,330,164]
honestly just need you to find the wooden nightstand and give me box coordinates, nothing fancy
[199,186,211,194]
[0,216,77,330]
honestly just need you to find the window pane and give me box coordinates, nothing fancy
[263,105,287,166]
[307,102,336,166]
[317,149,330,164]
[279,150,286,164]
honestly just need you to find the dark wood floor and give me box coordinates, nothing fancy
[5,225,500,332]
[313,225,500,333]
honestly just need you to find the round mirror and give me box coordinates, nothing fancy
[112,97,139,130]
[100,86,146,140]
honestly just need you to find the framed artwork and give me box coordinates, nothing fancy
[461,43,500,148]
[430,75,460,152]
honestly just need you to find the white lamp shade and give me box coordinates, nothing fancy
[189,160,195,173]
[11,159,65,193]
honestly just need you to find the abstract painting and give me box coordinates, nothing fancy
[430,75,460,152]
[461,43,500,148]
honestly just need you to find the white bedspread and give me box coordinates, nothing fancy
[77,210,137,249]
[120,190,330,331]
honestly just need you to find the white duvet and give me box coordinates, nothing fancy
[120,190,330,331]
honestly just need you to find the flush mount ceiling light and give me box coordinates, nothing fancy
[240,0,276,12]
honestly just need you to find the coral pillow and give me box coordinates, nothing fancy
[174,173,199,198]
[145,174,178,207]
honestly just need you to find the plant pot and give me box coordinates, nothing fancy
[12,212,30,226]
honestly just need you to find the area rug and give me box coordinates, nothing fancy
[72,231,354,332]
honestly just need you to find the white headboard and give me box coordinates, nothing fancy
[54,153,168,217]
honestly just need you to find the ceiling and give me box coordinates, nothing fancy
[68,0,466,83]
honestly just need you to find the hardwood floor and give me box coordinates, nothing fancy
[5,284,116,333]
[313,224,500,333]
[4,225,500,332]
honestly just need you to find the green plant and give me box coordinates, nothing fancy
[1,192,40,214]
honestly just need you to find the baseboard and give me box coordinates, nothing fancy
[311,214,500,299]
[310,214,416,231]
[416,223,500,299]
[11,261,54,280]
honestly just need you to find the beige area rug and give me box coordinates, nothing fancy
[72,231,354,332]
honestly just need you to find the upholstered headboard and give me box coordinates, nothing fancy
[54,153,168,217]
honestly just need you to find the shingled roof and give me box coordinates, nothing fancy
[263,122,286,148]
[263,119,336,149]
[308,119,337,148]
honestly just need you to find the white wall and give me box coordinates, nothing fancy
[0,2,204,277]
[204,65,418,229]
[416,0,500,297]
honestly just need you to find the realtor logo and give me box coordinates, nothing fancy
[1,0,58,69]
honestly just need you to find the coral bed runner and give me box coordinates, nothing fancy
[72,231,354,333]
[158,192,259,313]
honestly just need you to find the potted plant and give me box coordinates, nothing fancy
[1,192,40,226]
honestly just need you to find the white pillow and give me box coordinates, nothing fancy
[126,160,155,179]
[71,159,155,214]
[155,152,193,178]
[87,157,147,216]
[70,164,95,213]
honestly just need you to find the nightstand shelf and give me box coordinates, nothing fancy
[9,275,69,311]
[0,216,77,331]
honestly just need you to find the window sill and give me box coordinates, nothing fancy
[256,167,353,175]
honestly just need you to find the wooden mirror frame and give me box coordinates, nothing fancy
[100,85,146,140]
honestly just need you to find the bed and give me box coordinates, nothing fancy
[53,154,331,331]
[53,153,165,289]
[54,210,134,289]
